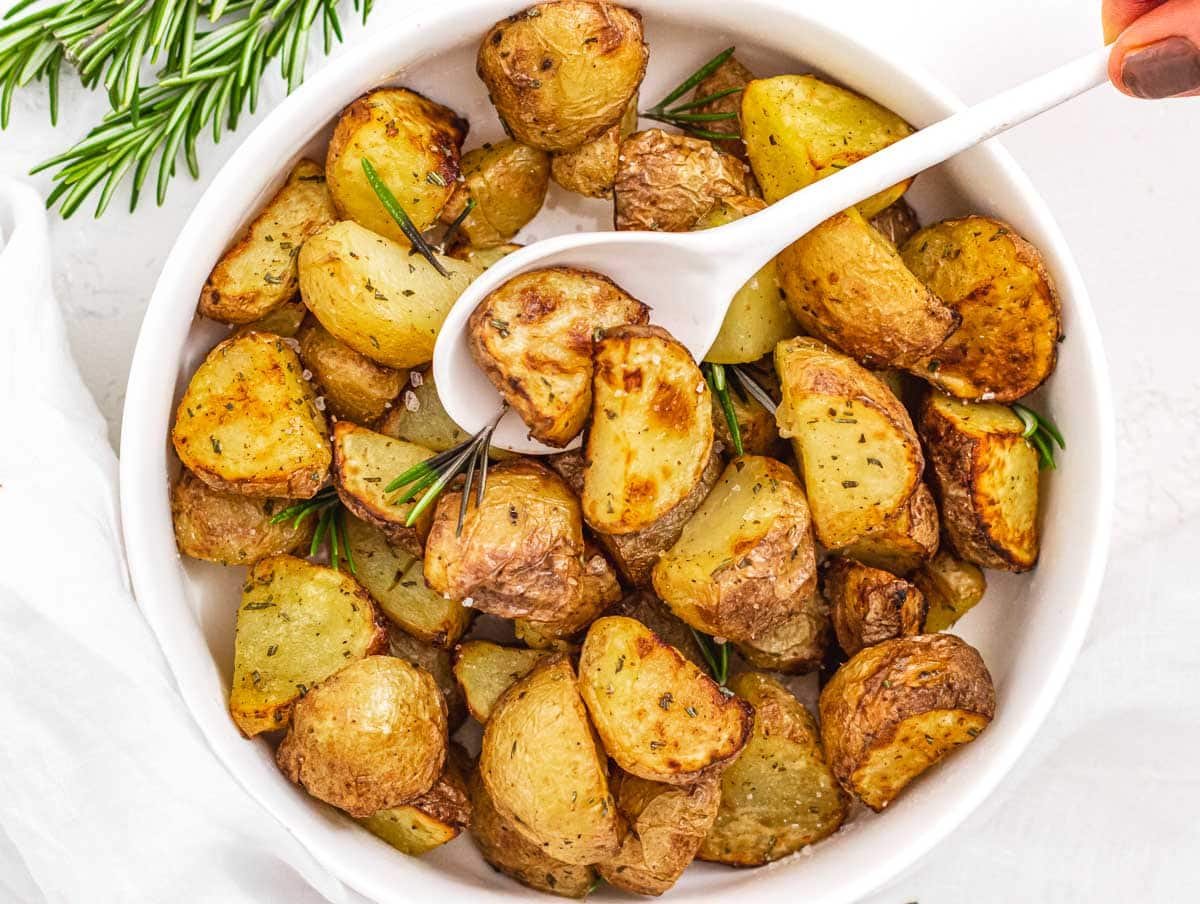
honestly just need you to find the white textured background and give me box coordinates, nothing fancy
[1,0,1198,901]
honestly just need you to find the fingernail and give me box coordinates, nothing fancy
[1121,36,1200,98]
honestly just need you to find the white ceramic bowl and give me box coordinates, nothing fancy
[120,2,1115,901]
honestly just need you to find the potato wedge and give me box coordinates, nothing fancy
[387,624,467,730]
[699,672,847,865]
[468,267,649,446]
[477,1,647,152]
[551,94,638,198]
[653,456,817,644]
[358,750,471,855]
[913,549,988,633]
[834,482,939,575]
[298,220,483,369]
[439,140,550,247]
[513,544,623,646]
[608,591,708,670]
[774,337,924,548]
[235,298,308,338]
[198,160,337,324]
[823,556,926,657]
[900,217,1063,401]
[297,317,405,424]
[870,198,921,247]
[325,88,465,244]
[229,555,386,736]
[584,325,715,535]
[690,53,755,159]
[446,242,521,270]
[741,74,913,218]
[172,332,330,498]
[452,641,550,723]
[819,634,995,811]
[919,393,1040,571]
[733,587,831,675]
[578,616,752,784]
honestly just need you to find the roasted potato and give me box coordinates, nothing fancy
[446,242,521,270]
[919,393,1041,571]
[468,267,649,446]
[741,74,914,219]
[172,332,330,498]
[608,591,708,669]
[776,208,959,368]
[512,544,623,646]
[774,337,924,548]
[325,88,465,243]
[733,587,831,675]
[900,217,1063,401]
[614,129,747,232]
[690,53,755,159]
[819,633,995,811]
[823,556,926,657]
[332,422,435,555]
[387,624,467,730]
[199,160,337,324]
[698,672,847,865]
[653,456,817,644]
[870,198,921,247]
[358,750,471,855]
[551,94,638,198]
[583,325,715,535]
[711,380,787,459]
[439,140,550,247]
[912,549,988,633]
[578,616,753,784]
[298,220,483,369]
[834,482,939,575]
[480,655,622,864]
[229,555,386,736]
[477,1,648,152]
[452,640,550,723]
[297,317,405,424]
[171,469,311,565]
[378,368,467,452]
[235,298,308,338]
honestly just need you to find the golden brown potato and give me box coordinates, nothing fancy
[578,617,753,785]
[774,337,924,548]
[229,555,386,736]
[583,325,715,535]
[235,298,308,338]
[171,470,311,565]
[512,544,623,646]
[377,368,466,453]
[741,74,914,219]
[614,129,747,232]
[477,1,647,152]
[900,217,1063,401]
[777,208,959,368]
[599,771,720,895]
[834,482,939,575]
[387,624,468,731]
[325,88,465,244]
[823,556,926,657]
[691,54,755,159]
[357,751,471,855]
[711,380,787,459]
[913,549,988,633]
[439,140,550,247]
[653,456,817,645]
[468,267,649,446]
[870,198,921,247]
[481,655,622,864]
[199,160,337,324]
[551,94,638,197]
[424,459,586,621]
[331,422,435,555]
[608,591,708,669]
[298,220,483,369]
[297,317,405,424]
[733,587,831,675]
[452,640,550,723]
[172,332,330,499]
[819,634,995,811]
[446,242,522,270]
[698,672,847,865]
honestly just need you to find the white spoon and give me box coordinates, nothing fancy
[434,46,1111,454]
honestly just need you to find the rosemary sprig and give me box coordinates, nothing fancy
[689,627,730,686]
[704,362,742,457]
[642,45,741,140]
[439,195,476,251]
[270,486,356,575]
[1012,403,1065,470]
[361,156,450,277]
[728,364,778,416]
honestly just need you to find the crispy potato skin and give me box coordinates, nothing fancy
[870,198,921,247]
[823,557,927,657]
[171,470,311,565]
[481,656,622,864]
[819,634,995,811]
[653,456,817,645]
[614,129,747,232]
[914,549,988,633]
[699,672,847,865]
[733,587,831,675]
[452,641,550,723]
[513,544,624,644]
[468,267,649,446]
[297,317,405,424]
[172,332,330,499]
[325,88,464,243]
[445,241,522,270]
[608,591,709,669]
[387,625,467,731]
[691,55,755,159]
[199,160,337,324]
[439,140,550,246]
[551,93,638,197]
[901,217,1063,401]
[919,394,1040,571]
[834,482,940,575]
[578,617,753,785]
[357,749,471,855]
[477,1,647,152]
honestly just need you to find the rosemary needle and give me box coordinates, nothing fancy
[361,156,450,277]
[704,362,743,457]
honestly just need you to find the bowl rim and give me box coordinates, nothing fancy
[119,1,1115,901]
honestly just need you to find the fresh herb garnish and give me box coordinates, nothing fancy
[1012,403,1065,470]
[689,627,730,686]
[728,364,778,415]
[704,362,743,457]
[270,486,356,575]
[361,156,450,277]
[642,46,741,141]
[440,196,476,251]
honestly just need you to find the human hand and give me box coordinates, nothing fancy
[1104,0,1200,97]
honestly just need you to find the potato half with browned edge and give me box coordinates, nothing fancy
[741,74,914,219]
[229,555,386,736]
[870,198,921,247]
[614,129,747,232]
[913,549,988,633]
[774,337,924,549]
[819,633,995,811]
[481,655,622,864]
[298,220,483,369]
[452,640,550,723]
[609,591,708,670]
[777,208,959,368]
[901,217,1063,401]
[734,587,831,675]
[477,1,647,152]
[199,159,336,324]
[834,482,939,575]
[699,672,847,865]
[919,393,1041,571]
[578,616,752,785]
[584,325,715,535]
[357,747,471,855]
[513,544,623,646]
[823,556,927,657]
[440,140,550,247]
[388,624,467,731]
[325,87,465,244]
[551,94,638,198]
[653,456,817,645]
[172,332,330,499]
[297,317,405,425]
[691,53,755,159]
[468,267,649,447]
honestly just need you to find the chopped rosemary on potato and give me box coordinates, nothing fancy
[361,157,449,277]
[643,46,741,140]
[1012,403,1065,470]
